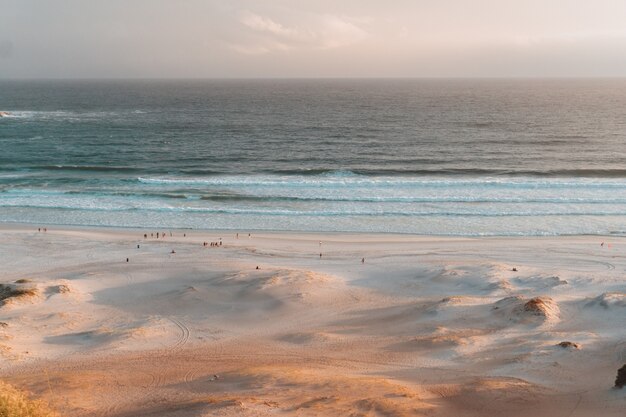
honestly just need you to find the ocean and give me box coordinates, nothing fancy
[1,79,626,235]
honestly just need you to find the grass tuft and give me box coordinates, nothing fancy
[0,380,58,417]
[0,284,38,305]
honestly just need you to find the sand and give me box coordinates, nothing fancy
[0,225,624,416]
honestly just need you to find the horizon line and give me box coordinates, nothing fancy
[2,76,626,81]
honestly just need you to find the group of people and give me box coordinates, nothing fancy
[144,232,165,239]
[144,231,182,239]
[130,232,368,265]
[203,240,222,247]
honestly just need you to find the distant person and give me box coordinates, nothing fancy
[171,249,176,254]
[137,245,140,249]
[126,258,129,262]
[361,258,365,263]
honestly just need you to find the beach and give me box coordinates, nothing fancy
[0,225,624,416]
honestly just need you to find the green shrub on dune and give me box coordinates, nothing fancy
[0,381,57,417]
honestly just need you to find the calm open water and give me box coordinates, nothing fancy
[1,79,626,235]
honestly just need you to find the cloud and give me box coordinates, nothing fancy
[240,12,300,38]
[231,11,368,54]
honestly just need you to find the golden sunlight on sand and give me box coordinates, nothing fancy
[0,226,624,416]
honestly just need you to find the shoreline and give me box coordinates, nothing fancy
[0,224,624,416]
[1,221,623,241]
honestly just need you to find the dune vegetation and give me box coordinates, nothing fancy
[0,381,57,417]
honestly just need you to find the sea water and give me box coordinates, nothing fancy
[1,79,626,235]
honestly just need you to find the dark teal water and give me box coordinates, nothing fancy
[1,79,626,235]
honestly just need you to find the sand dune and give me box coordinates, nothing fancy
[0,227,624,416]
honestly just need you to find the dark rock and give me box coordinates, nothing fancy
[616,364,626,388]
[557,341,580,349]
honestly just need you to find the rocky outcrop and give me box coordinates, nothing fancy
[616,365,626,388]
[557,341,580,349]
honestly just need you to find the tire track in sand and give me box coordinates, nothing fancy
[166,317,190,352]
[117,316,192,411]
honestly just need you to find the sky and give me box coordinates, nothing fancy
[1,0,626,78]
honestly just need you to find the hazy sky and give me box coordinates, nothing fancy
[2,0,626,78]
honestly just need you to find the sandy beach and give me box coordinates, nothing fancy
[0,225,624,416]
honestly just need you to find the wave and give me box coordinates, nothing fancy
[0,173,36,180]
[197,195,626,204]
[5,189,626,205]
[39,165,142,173]
[3,202,626,217]
[7,167,626,183]
[1,110,128,120]
[258,168,626,178]
[136,174,626,189]
[6,188,626,205]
